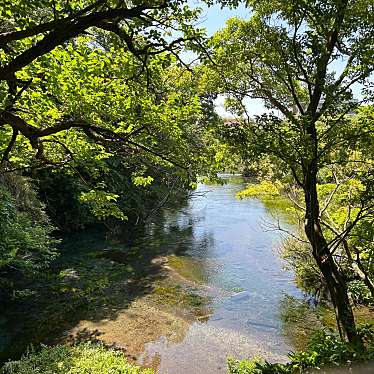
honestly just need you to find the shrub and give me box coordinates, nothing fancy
[227,326,374,374]
[236,181,282,199]
[348,280,373,306]
[1,343,154,374]
[0,175,58,297]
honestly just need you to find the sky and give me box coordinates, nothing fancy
[186,1,364,119]
[186,2,266,117]
[191,1,252,36]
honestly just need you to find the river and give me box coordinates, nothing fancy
[0,178,306,372]
[3,178,372,372]
[134,178,304,373]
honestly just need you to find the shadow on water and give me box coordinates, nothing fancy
[3,177,352,373]
[278,295,322,351]
[0,198,212,364]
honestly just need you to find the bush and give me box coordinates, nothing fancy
[348,280,373,306]
[1,343,154,374]
[0,175,58,297]
[280,238,326,299]
[236,181,282,199]
[227,326,374,374]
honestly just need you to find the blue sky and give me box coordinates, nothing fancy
[188,1,266,117]
[191,1,252,36]
[185,1,364,118]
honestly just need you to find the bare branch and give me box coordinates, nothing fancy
[262,218,308,244]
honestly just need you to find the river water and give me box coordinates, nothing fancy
[3,178,372,372]
[136,179,304,373]
[2,178,373,373]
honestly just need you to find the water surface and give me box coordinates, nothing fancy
[2,179,372,374]
[137,179,303,373]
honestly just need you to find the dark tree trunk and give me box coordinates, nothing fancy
[303,163,360,343]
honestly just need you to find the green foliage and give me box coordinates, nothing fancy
[282,233,373,304]
[32,169,95,231]
[236,181,281,199]
[132,175,154,187]
[1,40,207,171]
[205,2,374,338]
[281,238,324,298]
[80,190,127,222]
[228,357,269,374]
[0,174,58,296]
[33,158,194,234]
[1,343,153,374]
[348,280,373,306]
[227,326,374,374]
[0,0,214,225]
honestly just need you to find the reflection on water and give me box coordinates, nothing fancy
[3,178,371,373]
[136,180,304,373]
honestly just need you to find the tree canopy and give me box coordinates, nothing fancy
[0,0,208,173]
[1,0,374,363]
[206,0,374,342]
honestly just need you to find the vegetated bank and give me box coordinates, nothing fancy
[229,179,374,373]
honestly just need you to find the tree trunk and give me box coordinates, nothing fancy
[303,164,360,343]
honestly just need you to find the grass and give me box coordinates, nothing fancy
[1,343,153,374]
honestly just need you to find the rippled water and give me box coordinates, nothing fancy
[138,179,304,373]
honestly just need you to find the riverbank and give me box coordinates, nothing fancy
[64,253,291,373]
[1,237,289,372]
[0,228,211,365]
[1,170,372,372]
[2,180,301,372]
[5,180,371,373]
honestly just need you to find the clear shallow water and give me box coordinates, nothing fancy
[138,180,304,373]
[2,179,372,373]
